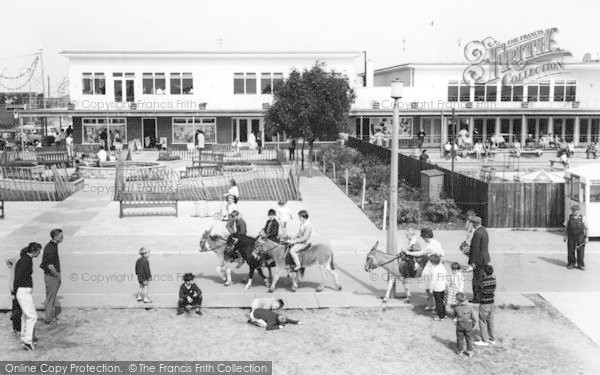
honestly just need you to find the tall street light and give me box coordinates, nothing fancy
[388,80,403,284]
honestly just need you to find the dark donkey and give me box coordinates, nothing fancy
[228,234,274,289]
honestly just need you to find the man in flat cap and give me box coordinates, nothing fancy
[468,216,490,303]
[563,205,587,270]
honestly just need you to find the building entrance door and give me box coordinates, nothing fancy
[232,118,262,144]
[142,118,157,148]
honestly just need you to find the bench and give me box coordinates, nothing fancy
[191,152,224,167]
[36,151,71,167]
[119,191,178,218]
[180,165,223,179]
[550,159,569,168]
[509,149,543,158]
[2,165,46,180]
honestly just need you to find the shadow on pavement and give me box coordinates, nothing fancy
[538,256,568,268]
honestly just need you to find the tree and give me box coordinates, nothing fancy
[265,62,356,172]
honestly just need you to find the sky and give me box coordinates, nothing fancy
[1,0,599,95]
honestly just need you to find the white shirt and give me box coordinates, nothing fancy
[97,149,108,161]
[408,238,445,258]
[294,220,313,243]
[197,133,205,148]
[276,205,292,224]
[226,202,238,215]
[66,136,73,146]
[425,263,447,292]
[228,186,239,198]
[447,271,465,293]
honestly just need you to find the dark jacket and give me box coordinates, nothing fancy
[179,283,202,303]
[253,308,299,330]
[453,303,476,331]
[40,241,60,275]
[469,226,490,266]
[479,274,496,304]
[263,219,279,242]
[135,257,152,283]
[226,218,247,235]
[14,254,34,290]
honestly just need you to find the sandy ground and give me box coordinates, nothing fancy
[1,296,599,375]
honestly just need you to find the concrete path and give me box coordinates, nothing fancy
[540,292,600,346]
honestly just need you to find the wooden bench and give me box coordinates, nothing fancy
[2,165,46,180]
[191,152,224,167]
[550,159,568,168]
[119,191,178,218]
[180,165,223,178]
[509,149,543,158]
[36,151,71,166]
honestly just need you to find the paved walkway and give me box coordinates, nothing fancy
[1,163,599,343]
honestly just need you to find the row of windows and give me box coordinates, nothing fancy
[82,72,284,96]
[234,72,284,94]
[448,80,577,102]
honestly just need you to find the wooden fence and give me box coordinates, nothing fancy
[114,164,300,202]
[346,137,565,228]
[0,165,83,201]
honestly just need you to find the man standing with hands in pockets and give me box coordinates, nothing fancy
[467,217,490,303]
[41,229,63,324]
[564,205,588,270]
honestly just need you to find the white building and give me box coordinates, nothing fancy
[20,50,600,149]
[353,61,600,148]
[23,51,366,148]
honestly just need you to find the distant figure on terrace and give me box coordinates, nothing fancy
[196,130,205,152]
[525,133,535,148]
[586,142,599,159]
[567,141,575,157]
[419,150,429,163]
[473,141,484,159]
[374,129,384,147]
[539,134,549,149]
[97,147,108,162]
[463,135,473,149]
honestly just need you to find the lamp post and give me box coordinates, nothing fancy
[450,108,456,198]
[388,80,403,297]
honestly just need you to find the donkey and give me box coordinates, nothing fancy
[364,241,428,303]
[254,238,342,293]
[199,227,272,288]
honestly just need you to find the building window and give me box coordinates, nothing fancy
[82,73,105,95]
[246,73,256,94]
[82,118,127,145]
[142,73,166,94]
[555,80,577,102]
[170,73,194,95]
[513,85,523,101]
[486,85,497,102]
[501,85,511,102]
[261,73,272,94]
[172,117,217,144]
[234,73,257,94]
[475,85,485,102]
[448,80,470,102]
[260,72,285,94]
[539,81,550,101]
[566,80,576,102]
[82,73,93,95]
[527,84,539,102]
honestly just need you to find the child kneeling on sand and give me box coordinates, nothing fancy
[177,273,203,316]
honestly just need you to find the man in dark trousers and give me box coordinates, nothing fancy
[468,216,490,303]
[417,129,426,148]
[40,229,63,324]
[226,211,248,267]
[563,205,588,270]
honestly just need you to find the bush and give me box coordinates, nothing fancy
[423,198,461,223]
[319,145,362,166]
[157,151,180,161]
[398,200,421,223]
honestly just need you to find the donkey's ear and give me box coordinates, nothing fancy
[371,241,379,250]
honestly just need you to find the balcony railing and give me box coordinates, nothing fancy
[6,97,71,110]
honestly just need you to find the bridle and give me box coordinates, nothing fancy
[200,234,228,253]
[366,250,405,271]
